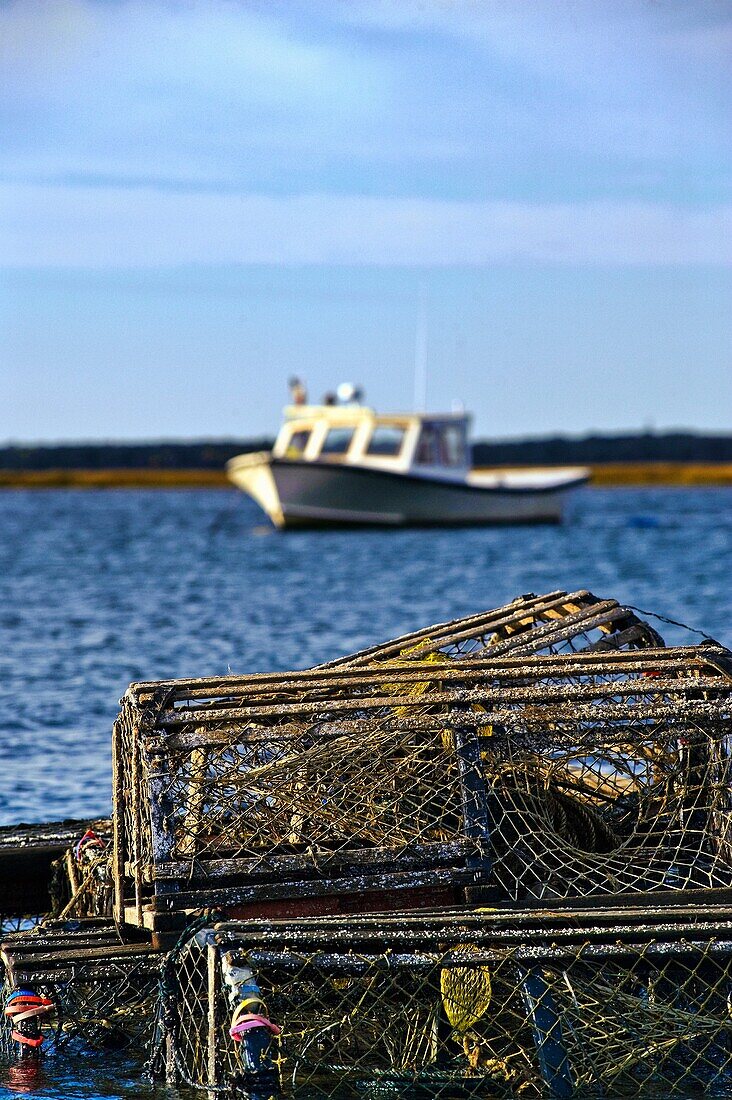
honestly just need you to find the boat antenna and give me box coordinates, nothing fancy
[414,282,428,412]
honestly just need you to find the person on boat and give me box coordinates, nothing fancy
[288,377,307,406]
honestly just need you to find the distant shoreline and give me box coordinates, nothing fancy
[1,463,731,489]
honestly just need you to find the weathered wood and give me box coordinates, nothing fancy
[146,643,703,716]
[157,671,727,731]
[223,935,732,972]
[149,839,474,883]
[212,896,732,936]
[2,919,159,989]
[454,720,493,899]
[146,865,476,916]
[207,942,219,1089]
[179,746,207,859]
[131,724,144,927]
[159,697,729,758]
[2,928,125,954]
[112,716,127,924]
[5,942,159,967]
[65,849,80,897]
[147,749,180,906]
[0,817,110,920]
[212,917,732,953]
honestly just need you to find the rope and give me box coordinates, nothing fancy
[145,911,228,1092]
[626,605,722,647]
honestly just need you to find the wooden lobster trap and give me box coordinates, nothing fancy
[320,588,665,667]
[112,641,732,933]
[0,818,110,936]
[159,901,732,1098]
[1,919,160,1057]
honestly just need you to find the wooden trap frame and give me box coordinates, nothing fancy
[1,919,160,1056]
[320,588,665,667]
[0,818,111,937]
[158,901,732,1098]
[112,641,732,932]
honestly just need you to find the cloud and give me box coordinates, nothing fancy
[1,184,729,267]
[1,0,728,207]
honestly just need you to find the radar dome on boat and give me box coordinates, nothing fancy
[336,382,363,405]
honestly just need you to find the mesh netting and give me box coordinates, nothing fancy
[1,922,160,1056]
[161,907,732,1097]
[319,589,665,666]
[48,837,114,922]
[113,641,732,926]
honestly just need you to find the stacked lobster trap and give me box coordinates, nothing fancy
[1,920,160,1056]
[4,588,732,1097]
[113,635,732,931]
[162,903,732,1098]
[106,590,732,1095]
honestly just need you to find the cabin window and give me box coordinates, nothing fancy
[415,423,467,467]
[442,425,467,467]
[320,427,355,457]
[285,430,310,457]
[366,426,406,457]
[415,424,440,466]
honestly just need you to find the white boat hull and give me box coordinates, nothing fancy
[227,453,588,528]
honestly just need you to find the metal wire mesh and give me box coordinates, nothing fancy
[319,589,665,667]
[113,642,732,927]
[1,922,161,1056]
[45,955,160,1053]
[48,844,114,922]
[162,907,732,1097]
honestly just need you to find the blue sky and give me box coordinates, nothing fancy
[2,0,730,441]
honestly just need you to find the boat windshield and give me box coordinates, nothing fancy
[285,429,310,457]
[320,427,355,458]
[366,425,406,457]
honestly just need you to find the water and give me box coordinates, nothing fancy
[0,485,730,1097]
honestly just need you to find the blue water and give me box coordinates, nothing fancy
[0,485,731,1097]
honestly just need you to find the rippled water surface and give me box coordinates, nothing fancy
[0,486,731,1097]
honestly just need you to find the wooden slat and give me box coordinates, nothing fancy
[150,839,474,883]
[146,865,478,915]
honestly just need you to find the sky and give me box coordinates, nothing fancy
[1,0,730,443]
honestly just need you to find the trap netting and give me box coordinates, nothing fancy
[0,818,111,938]
[114,643,732,927]
[160,906,732,1098]
[48,828,114,921]
[320,589,665,667]
[1,921,161,1057]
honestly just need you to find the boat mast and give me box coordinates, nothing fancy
[414,282,428,412]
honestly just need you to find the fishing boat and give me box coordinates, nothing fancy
[226,394,589,528]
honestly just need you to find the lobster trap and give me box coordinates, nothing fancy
[160,903,732,1098]
[321,589,665,667]
[112,641,732,931]
[1,919,161,1056]
[49,825,115,922]
[0,818,111,936]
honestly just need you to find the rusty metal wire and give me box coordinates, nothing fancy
[1,922,161,1057]
[160,907,732,1097]
[112,637,732,928]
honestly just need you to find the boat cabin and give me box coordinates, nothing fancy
[272,405,471,477]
